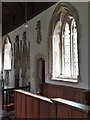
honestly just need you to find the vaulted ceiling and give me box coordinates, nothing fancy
[2,2,56,36]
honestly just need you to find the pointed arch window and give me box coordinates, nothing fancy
[3,36,12,70]
[51,6,79,82]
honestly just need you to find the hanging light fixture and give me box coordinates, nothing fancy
[24,2,28,28]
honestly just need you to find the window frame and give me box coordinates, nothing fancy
[48,3,80,83]
[3,35,12,71]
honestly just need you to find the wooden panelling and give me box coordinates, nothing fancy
[15,93,22,118]
[26,96,33,118]
[85,90,90,105]
[15,90,55,119]
[21,94,26,118]
[48,103,56,118]
[39,83,90,105]
[39,100,48,118]
[57,105,87,118]
[14,90,90,119]
[52,98,90,118]
[33,98,40,118]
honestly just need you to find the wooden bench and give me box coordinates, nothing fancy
[14,90,90,119]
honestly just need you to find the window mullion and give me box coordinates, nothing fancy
[59,33,62,76]
[70,22,74,77]
[52,35,55,77]
[62,34,65,76]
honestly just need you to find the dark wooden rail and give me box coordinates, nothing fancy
[2,83,30,108]
[14,90,90,119]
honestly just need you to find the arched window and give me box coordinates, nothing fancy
[3,36,12,70]
[49,4,79,82]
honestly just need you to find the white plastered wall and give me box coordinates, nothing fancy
[8,2,89,92]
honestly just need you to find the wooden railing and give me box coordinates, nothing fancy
[14,90,90,119]
[2,83,30,108]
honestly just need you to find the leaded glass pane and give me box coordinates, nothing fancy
[63,23,70,77]
[72,19,78,77]
[4,37,11,70]
[52,13,79,81]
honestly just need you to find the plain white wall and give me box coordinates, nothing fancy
[8,2,89,92]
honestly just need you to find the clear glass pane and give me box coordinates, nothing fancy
[72,19,78,77]
[4,41,11,70]
[52,29,60,78]
[63,23,70,76]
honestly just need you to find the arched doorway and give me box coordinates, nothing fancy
[36,58,45,92]
[37,58,45,83]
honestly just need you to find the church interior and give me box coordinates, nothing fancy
[0,1,90,119]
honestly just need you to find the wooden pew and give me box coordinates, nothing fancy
[14,90,90,119]
[52,98,90,118]
[14,90,56,118]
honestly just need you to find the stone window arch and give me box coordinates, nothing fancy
[3,35,12,70]
[48,3,80,82]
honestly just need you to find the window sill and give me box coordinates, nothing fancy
[51,77,78,83]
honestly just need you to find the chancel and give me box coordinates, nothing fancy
[0,1,90,119]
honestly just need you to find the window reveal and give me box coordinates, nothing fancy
[3,36,11,70]
[51,7,79,82]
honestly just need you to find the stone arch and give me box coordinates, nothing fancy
[48,2,80,80]
[2,35,12,87]
[34,54,47,93]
